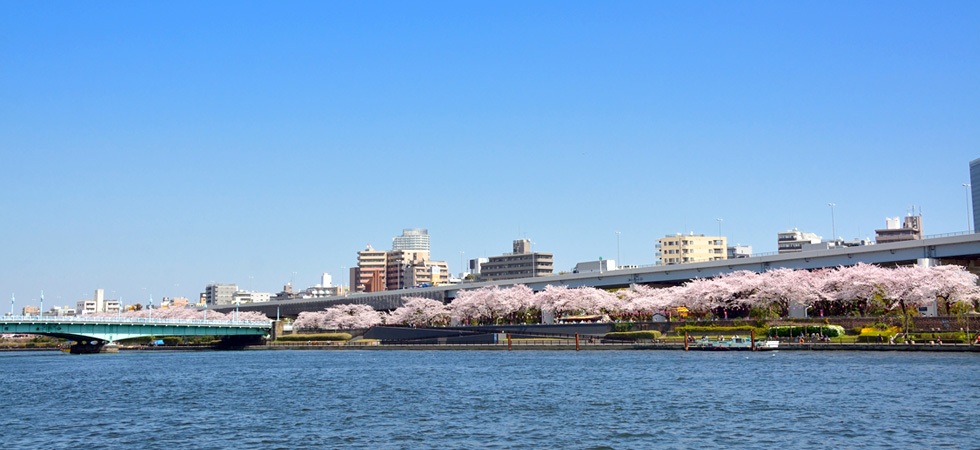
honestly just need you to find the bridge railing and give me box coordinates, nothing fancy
[0,315,271,326]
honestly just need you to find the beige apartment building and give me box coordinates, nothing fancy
[353,245,450,292]
[656,233,727,265]
[354,245,388,292]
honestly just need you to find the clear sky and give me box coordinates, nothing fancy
[2,1,978,311]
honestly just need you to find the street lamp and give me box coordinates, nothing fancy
[715,218,723,237]
[340,266,347,295]
[963,184,972,233]
[828,203,837,242]
[39,290,43,320]
[235,300,240,323]
[615,231,621,269]
[10,293,14,317]
[148,295,152,320]
[530,241,536,278]
[459,251,465,278]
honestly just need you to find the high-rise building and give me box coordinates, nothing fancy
[480,239,554,281]
[392,228,430,251]
[657,233,727,264]
[970,158,980,232]
[776,229,822,254]
[354,245,387,292]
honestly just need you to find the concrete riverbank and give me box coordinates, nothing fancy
[253,341,980,352]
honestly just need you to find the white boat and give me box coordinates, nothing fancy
[693,336,778,350]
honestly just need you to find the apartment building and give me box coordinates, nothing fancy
[480,239,554,281]
[354,245,388,292]
[353,244,449,292]
[777,229,822,254]
[204,284,238,305]
[656,233,727,265]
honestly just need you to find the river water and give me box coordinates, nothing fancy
[1,349,977,449]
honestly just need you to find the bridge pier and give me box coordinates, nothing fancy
[216,335,265,349]
[270,320,283,341]
[69,340,112,354]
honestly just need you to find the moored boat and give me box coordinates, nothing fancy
[693,336,779,351]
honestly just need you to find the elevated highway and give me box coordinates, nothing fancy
[218,233,980,318]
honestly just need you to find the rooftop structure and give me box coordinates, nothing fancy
[875,215,923,244]
[573,259,617,274]
[392,228,430,251]
[727,245,752,259]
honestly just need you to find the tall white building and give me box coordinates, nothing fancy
[75,289,120,315]
[777,229,822,253]
[392,228,430,251]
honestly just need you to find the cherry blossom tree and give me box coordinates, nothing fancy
[88,306,270,323]
[751,268,820,319]
[389,297,450,326]
[294,303,382,330]
[916,265,980,314]
[448,286,519,325]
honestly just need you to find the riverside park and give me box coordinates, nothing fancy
[5,262,980,353]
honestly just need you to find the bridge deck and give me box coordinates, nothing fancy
[1,317,272,343]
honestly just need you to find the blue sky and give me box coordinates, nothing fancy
[2,1,978,310]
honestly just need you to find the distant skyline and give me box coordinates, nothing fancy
[2,2,978,310]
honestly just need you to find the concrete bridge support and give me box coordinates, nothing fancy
[270,321,283,341]
[70,340,109,354]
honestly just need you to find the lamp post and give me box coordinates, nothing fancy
[530,241,536,278]
[10,293,14,316]
[235,300,240,323]
[615,231,621,269]
[148,296,152,320]
[459,251,465,278]
[963,184,972,233]
[828,203,837,242]
[340,266,347,295]
[40,290,43,320]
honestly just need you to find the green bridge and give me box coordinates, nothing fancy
[1,316,275,353]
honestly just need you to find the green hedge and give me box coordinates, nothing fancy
[279,333,352,342]
[604,331,661,340]
[769,325,845,338]
[674,325,756,333]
